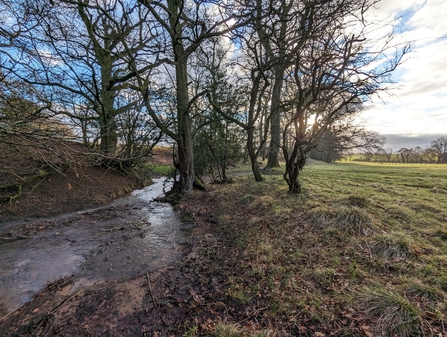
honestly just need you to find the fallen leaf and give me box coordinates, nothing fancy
[360,325,373,337]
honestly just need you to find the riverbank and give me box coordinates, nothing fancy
[0,142,172,223]
[2,161,446,336]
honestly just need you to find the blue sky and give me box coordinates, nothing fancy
[361,0,447,150]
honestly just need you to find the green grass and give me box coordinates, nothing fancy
[360,284,424,336]
[136,162,173,176]
[197,160,447,335]
[150,164,173,176]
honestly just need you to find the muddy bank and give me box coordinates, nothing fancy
[0,213,235,337]
[0,142,173,223]
[0,178,194,325]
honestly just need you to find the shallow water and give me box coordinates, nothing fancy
[0,178,193,318]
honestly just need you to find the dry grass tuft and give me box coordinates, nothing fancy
[372,233,414,261]
[306,208,334,227]
[211,323,241,337]
[404,278,446,302]
[346,195,369,208]
[210,323,271,337]
[360,285,423,337]
[335,207,376,235]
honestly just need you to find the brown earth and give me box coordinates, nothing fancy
[0,190,259,337]
[0,140,261,336]
[0,141,172,222]
[1,142,363,336]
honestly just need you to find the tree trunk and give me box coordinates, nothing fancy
[78,5,118,155]
[283,144,307,194]
[99,76,117,155]
[99,112,117,155]
[247,126,263,181]
[169,0,195,194]
[265,66,285,168]
[98,72,117,155]
[172,58,195,193]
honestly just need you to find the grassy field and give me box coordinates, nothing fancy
[185,160,447,336]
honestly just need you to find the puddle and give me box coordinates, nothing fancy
[0,178,193,318]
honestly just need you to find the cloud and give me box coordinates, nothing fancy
[371,0,425,20]
[408,0,447,38]
[382,133,444,151]
[361,0,447,139]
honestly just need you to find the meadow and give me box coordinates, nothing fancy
[188,160,447,336]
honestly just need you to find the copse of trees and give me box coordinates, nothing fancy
[354,137,447,164]
[1,0,409,194]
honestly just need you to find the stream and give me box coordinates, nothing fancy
[0,178,194,319]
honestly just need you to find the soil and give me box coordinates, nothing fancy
[0,140,255,336]
[0,141,172,222]
[0,141,243,336]
[0,198,243,336]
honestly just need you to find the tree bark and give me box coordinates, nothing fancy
[247,126,263,182]
[99,55,117,155]
[265,66,285,168]
[283,144,307,194]
[169,0,195,193]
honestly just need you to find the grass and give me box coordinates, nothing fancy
[150,164,174,176]
[185,160,447,335]
[360,284,423,336]
[208,323,271,337]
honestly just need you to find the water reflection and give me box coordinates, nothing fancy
[0,178,193,318]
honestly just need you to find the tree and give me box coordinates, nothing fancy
[308,128,385,163]
[134,0,248,193]
[2,0,156,158]
[206,31,273,182]
[0,73,62,142]
[430,137,447,163]
[190,38,246,183]
[255,0,304,169]
[398,148,411,163]
[384,148,393,163]
[279,0,408,193]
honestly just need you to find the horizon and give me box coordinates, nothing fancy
[360,0,447,149]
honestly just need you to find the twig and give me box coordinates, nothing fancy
[0,169,26,181]
[237,307,268,325]
[146,272,169,327]
[146,272,159,309]
[31,175,47,192]
[365,241,373,259]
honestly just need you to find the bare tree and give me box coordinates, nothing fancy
[133,0,248,193]
[279,0,409,193]
[205,30,273,182]
[385,148,393,163]
[2,0,159,160]
[430,137,447,163]
[398,148,411,163]
[254,0,306,169]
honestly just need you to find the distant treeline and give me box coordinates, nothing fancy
[353,137,447,164]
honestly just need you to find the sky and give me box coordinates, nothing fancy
[361,0,447,150]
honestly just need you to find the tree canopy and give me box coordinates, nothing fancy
[1,0,411,193]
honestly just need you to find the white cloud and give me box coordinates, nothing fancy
[361,0,447,145]
[408,0,447,38]
[371,0,424,20]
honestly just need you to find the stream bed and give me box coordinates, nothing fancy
[0,178,193,318]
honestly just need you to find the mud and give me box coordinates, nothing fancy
[0,178,194,319]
